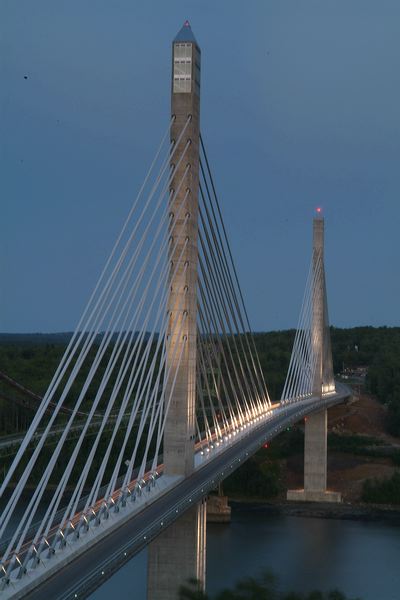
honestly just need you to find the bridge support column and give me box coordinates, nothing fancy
[287,409,341,502]
[147,500,206,600]
[287,215,341,503]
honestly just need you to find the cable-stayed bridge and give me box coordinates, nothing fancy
[0,21,351,600]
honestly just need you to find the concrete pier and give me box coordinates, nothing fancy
[287,408,341,502]
[207,494,231,523]
[147,501,206,599]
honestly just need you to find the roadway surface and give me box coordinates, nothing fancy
[11,386,351,600]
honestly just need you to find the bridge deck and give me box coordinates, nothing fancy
[1,385,351,600]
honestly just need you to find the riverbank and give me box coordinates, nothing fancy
[229,498,400,524]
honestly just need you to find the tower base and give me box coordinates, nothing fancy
[287,489,342,503]
[287,409,341,504]
[147,500,206,599]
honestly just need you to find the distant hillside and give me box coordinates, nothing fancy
[0,331,151,345]
[0,326,399,435]
[0,332,74,344]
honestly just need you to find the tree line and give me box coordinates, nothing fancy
[0,326,399,436]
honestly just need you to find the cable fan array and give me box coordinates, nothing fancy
[0,121,270,582]
[0,116,191,577]
[280,240,335,404]
[195,137,271,452]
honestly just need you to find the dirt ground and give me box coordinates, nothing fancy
[283,391,400,503]
[328,391,400,444]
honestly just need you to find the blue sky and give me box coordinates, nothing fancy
[2,1,399,332]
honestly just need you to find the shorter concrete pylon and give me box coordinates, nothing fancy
[287,408,341,502]
[287,215,341,503]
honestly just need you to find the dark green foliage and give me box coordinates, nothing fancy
[177,573,361,600]
[361,471,400,504]
[256,326,400,438]
[0,334,160,437]
[179,578,208,599]
[358,328,400,437]
[1,326,400,486]
[223,457,281,499]
[2,327,400,430]
[327,433,383,456]
[222,429,305,499]
[252,331,294,401]
[385,392,400,437]
[216,570,278,599]
[391,451,400,466]
[328,326,398,375]
[265,429,304,459]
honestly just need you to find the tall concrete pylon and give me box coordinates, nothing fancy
[163,19,200,480]
[287,215,341,503]
[147,22,207,599]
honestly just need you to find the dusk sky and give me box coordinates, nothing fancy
[2,1,399,333]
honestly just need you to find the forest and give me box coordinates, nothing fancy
[0,326,399,436]
[0,327,399,503]
[254,326,400,436]
[178,573,361,600]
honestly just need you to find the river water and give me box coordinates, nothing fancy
[89,508,400,600]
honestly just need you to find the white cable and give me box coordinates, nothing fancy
[121,289,189,491]
[198,258,247,426]
[0,142,192,560]
[197,300,239,433]
[40,207,176,544]
[87,238,190,515]
[281,261,313,401]
[77,218,190,520]
[198,199,265,414]
[196,339,224,441]
[1,123,192,565]
[0,119,174,501]
[32,181,191,547]
[197,327,229,436]
[0,117,191,506]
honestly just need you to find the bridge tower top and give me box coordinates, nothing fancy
[172,21,201,96]
[313,211,324,254]
[173,20,199,45]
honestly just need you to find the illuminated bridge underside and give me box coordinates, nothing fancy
[2,385,350,600]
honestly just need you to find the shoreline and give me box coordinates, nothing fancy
[228,498,400,523]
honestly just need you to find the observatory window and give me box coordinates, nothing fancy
[173,43,192,93]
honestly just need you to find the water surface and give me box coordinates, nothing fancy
[90,509,400,600]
